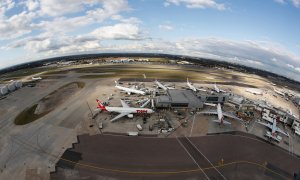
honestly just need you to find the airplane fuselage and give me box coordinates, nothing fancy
[214,84,220,93]
[217,103,223,122]
[187,81,197,92]
[274,90,285,96]
[115,85,146,95]
[155,80,168,91]
[105,107,154,114]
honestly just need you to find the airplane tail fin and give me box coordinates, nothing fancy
[96,99,107,111]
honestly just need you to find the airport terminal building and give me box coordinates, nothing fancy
[155,89,229,109]
[155,89,203,109]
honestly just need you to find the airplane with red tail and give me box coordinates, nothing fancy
[96,99,154,122]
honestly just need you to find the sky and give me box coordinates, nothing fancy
[0,0,300,80]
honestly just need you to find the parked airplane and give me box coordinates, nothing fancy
[186,78,206,92]
[96,99,154,122]
[154,80,174,91]
[32,77,42,80]
[115,81,146,95]
[257,119,289,137]
[273,87,285,96]
[199,103,243,125]
[214,83,226,93]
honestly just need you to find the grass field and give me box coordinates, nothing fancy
[14,81,85,125]
[0,67,57,80]
[77,66,236,82]
[14,104,50,125]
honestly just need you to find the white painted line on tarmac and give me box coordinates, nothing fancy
[185,136,227,180]
[175,136,210,180]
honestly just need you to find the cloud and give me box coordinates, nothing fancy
[274,0,300,7]
[292,0,300,7]
[91,23,143,40]
[25,0,39,11]
[271,58,277,62]
[164,0,226,10]
[274,0,286,4]
[38,0,96,16]
[159,24,174,31]
[34,0,130,33]
[0,11,36,40]
[0,0,131,40]
[7,22,143,54]
[286,64,300,73]
[0,0,15,15]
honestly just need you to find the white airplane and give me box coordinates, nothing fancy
[96,99,154,122]
[257,119,289,137]
[199,103,243,125]
[214,83,226,93]
[154,80,174,91]
[32,77,42,80]
[186,78,206,92]
[115,81,146,95]
[273,87,285,96]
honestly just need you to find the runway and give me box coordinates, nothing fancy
[50,132,300,180]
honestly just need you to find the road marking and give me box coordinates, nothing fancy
[175,136,210,180]
[249,120,256,133]
[185,136,227,180]
[189,115,196,137]
[288,135,291,154]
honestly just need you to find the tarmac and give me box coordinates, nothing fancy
[50,132,300,180]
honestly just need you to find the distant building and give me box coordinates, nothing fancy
[169,60,176,64]
[177,61,193,65]
[137,58,149,62]
[57,61,75,65]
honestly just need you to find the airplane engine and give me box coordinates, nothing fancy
[127,114,133,118]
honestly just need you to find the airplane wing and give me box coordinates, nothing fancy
[120,100,130,108]
[200,110,244,122]
[199,110,218,115]
[222,112,244,122]
[275,127,289,137]
[197,88,207,92]
[111,112,130,122]
[257,121,272,129]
